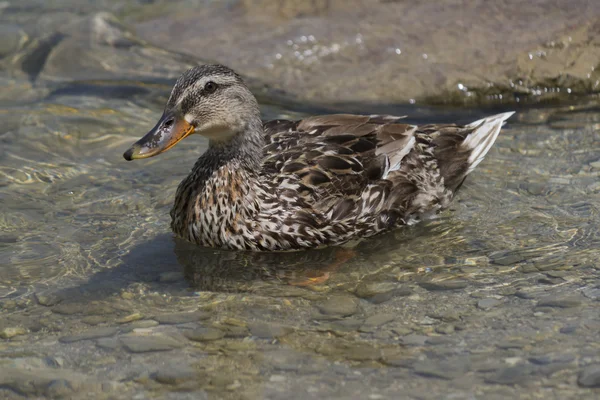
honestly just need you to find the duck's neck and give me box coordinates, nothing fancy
[209,119,263,170]
[191,116,264,186]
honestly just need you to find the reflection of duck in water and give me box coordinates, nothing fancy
[174,237,355,290]
[124,64,514,251]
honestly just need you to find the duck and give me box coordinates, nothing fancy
[124,64,514,252]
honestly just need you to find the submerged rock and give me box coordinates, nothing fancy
[133,0,600,105]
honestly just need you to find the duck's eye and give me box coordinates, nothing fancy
[204,81,217,93]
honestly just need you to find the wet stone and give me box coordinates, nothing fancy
[560,324,578,334]
[392,327,413,336]
[52,303,85,315]
[477,298,501,310]
[484,365,533,385]
[419,281,468,291]
[248,322,293,339]
[153,311,211,324]
[354,282,411,304]
[361,313,396,329]
[426,336,455,346]
[120,320,159,333]
[81,315,109,326]
[582,285,600,300]
[320,319,364,334]
[400,334,428,346]
[317,295,360,317]
[223,326,250,338]
[536,296,582,308]
[262,350,307,372]
[120,335,185,353]
[96,337,120,350]
[419,316,437,326]
[0,327,27,339]
[116,313,144,324]
[152,365,197,385]
[59,327,118,343]
[435,324,455,334]
[184,327,225,342]
[514,290,539,299]
[344,344,382,361]
[413,361,467,380]
[578,365,600,388]
[538,277,564,285]
[528,353,575,365]
[490,253,528,266]
[496,340,529,350]
[35,292,63,307]
[45,378,75,397]
[0,366,88,397]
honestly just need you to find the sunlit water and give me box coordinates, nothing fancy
[1,3,600,399]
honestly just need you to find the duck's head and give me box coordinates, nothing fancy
[123,64,260,161]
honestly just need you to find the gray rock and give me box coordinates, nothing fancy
[484,365,533,385]
[34,292,63,307]
[120,335,185,353]
[184,327,225,342]
[262,350,308,372]
[120,319,160,333]
[0,366,90,397]
[0,24,26,57]
[578,365,600,388]
[120,335,183,353]
[0,327,27,339]
[435,324,455,334]
[413,361,467,380]
[536,297,582,308]
[560,325,578,334]
[223,326,250,338]
[248,322,293,339]
[426,336,455,346]
[96,337,120,350]
[361,313,396,329]
[81,315,109,326]
[134,0,600,105]
[317,295,359,317]
[399,334,428,346]
[489,252,528,266]
[115,313,144,324]
[582,285,600,300]
[528,353,575,365]
[59,327,118,343]
[477,298,501,310]
[496,340,529,349]
[152,365,197,385]
[419,281,468,291]
[52,303,84,315]
[354,282,411,304]
[153,311,211,324]
[45,379,75,398]
[344,344,382,361]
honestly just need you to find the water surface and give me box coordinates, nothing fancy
[1,2,600,399]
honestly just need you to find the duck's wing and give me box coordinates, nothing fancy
[261,114,417,211]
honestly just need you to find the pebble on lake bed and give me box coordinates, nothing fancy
[317,295,360,316]
[0,327,27,339]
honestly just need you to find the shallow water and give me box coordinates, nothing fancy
[2,3,600,400]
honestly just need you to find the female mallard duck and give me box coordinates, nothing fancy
[124,64,514,251]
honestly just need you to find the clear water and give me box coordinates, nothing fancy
[1,2,599,399]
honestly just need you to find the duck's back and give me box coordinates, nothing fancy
[257,112,513,244]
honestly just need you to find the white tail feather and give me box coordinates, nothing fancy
[462,112,515,173]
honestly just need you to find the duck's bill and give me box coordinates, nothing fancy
[123,112,194,161]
